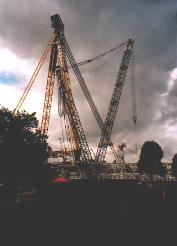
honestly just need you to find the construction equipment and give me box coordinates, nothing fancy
[14,33,55,114]
[62,26,122,163]
[14,14,136,167]
[116,143,126,164]
[14,14,122,163]
[95,39,134,163]
[41,14,92,162]
[130,45,137,125]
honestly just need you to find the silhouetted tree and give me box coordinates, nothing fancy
[171,154,177,177]
[0,107,51,203]
[137,141,166,176]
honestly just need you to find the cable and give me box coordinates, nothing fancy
[64,36,124,162]
[67,41,127,69]
[130,44,138,156]
[84,48,122,75]
[14,32,55,113]
[130,45,137,124]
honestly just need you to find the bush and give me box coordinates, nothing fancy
[0,106,50,187]
[137,141,166,176]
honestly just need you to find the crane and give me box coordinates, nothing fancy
[62,24,121,163]
[14,14,136,166]
[40,14,92,163]
[14,33,55,114]
[95,39,134,163]
[116,143,126,164]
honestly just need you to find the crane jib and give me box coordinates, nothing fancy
[95,40,133,163]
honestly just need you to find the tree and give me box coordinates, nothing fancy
[171,154,177,177]
[137,141,166,176]
[0,106,51,202]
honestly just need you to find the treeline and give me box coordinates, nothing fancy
[0,107,52,189]
[0,106,177,186]
[137,141,177,177]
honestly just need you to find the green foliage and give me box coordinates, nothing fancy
[137,141,166,176]
[0,106,50,186]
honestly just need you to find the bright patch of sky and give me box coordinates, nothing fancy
[0,47,34,80]
[0,72,17,85]
[0,45,43,113]
[168,67,177,89]
[161,67,177,98]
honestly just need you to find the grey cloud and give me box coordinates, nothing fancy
[0,0,58,58]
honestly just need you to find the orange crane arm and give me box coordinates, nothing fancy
[14,32,55,113]
[40,35,58,135]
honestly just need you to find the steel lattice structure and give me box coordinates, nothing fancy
[40,36,58,136]
[41,14,92,162]
[95,39,134,163]
[15,13,135,166]
[63,35,120,162]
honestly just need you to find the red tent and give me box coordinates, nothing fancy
[50,177,70,184]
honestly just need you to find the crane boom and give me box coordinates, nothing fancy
[14,33,55,114]
[63,35,120,162]
[95,39,134,163]
[40,36,58,135]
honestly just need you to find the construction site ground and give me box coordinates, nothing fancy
[0,180,177,244]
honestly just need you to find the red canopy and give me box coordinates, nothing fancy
[50,177,70,184]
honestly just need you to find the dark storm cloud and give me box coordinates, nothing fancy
[0,0,59,58]
[0,0,177,160]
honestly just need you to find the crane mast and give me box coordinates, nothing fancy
[41,36,58,135]
[41,14,92,162]
[95,39,134,163]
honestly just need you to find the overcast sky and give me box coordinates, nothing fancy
[0,0,177,162]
